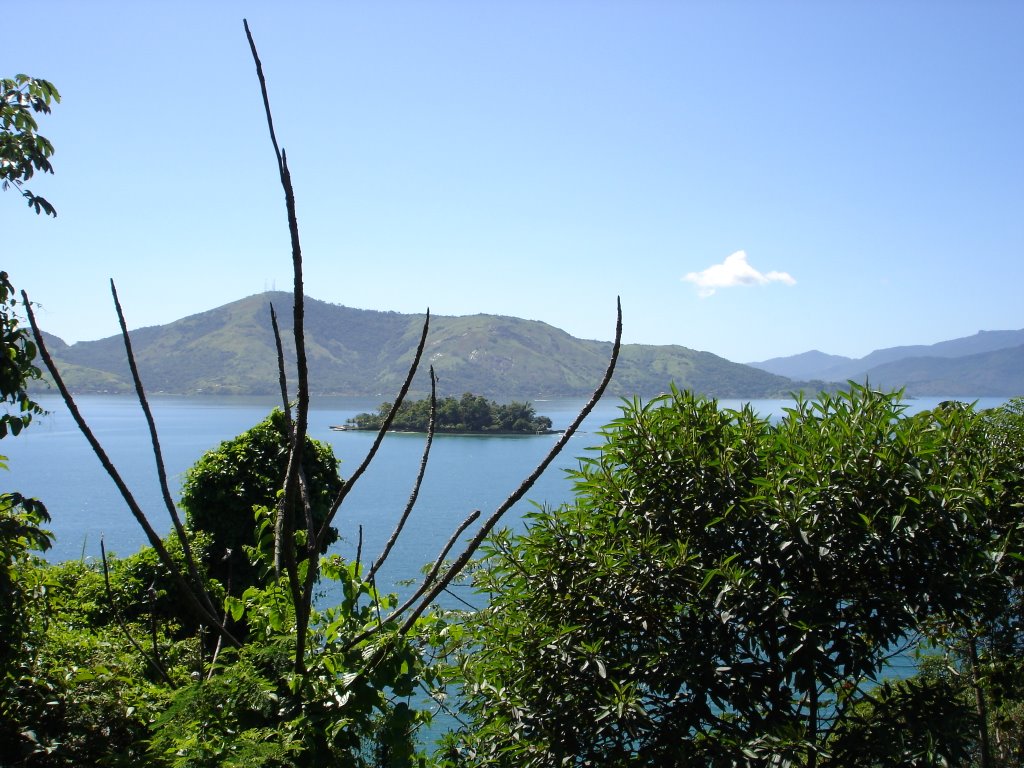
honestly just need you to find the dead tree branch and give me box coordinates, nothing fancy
[367,366,439,583]
[109,280,215,620]
[397,298,621,634]
[270,303,292,424]
[23,294,240,648]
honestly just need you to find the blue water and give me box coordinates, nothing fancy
[2,394,628,586]
[2,393,1009,589]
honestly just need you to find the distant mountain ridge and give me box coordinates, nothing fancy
[748,330,1024,396]
[39,292,799,400]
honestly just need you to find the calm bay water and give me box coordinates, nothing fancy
[2,393,1010,593]
[4,394,627,588]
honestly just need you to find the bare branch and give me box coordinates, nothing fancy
[355,524,364,575]
[274,436,303,603]
[23,291,240,646]
[100,538,172,684]
[109,280,216,619]
[280,151,309,448]
[345,509,482,652]
[319,310,431,545]
[245,19,313,673]
[367,366,438,582]
[243,18,283,172]
[397,298,622,634]
[270,302,292,425]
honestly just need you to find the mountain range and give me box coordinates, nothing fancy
[36,292,798,400]
[35,293,1022,400]
[747,330,1024,397]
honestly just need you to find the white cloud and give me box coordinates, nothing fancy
[683,251,796,298]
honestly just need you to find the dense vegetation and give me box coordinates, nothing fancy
[444,386,1024,765]
[179,409,342,598]
[1,411,437,766]
[345,393,555,434]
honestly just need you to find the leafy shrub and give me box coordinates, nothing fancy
[180,409,342,596]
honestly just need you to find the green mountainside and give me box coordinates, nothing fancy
[37,292,799,399]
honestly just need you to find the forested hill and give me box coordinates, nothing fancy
[36,292,800,399]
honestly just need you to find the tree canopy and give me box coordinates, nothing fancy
[180,409,342,596]
[445,385,1024,766]
[346,393,555,434]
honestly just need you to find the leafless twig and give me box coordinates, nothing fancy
[109,280,217,621]
[23,294,240,647]
[270,303,292,424]
[367,366,439,582]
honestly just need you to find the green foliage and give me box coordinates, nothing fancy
[149,645,304,768]
[0,550,176,766]
[179,409,342,595]
[0,530,444,766]
[1,533,223,765]
[46,531,218,637]
[0,264,56,762]
[446,385,1019,766]
[0,487,50,680]
[1,271,45,438]
[827,657,976,766]
[348,393,554,434]
[1,74,60,217]
[911,396,1024,766]
[148,554,441,767]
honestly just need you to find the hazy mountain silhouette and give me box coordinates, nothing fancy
[747,330,1024,396]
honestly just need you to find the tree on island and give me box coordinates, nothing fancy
[346,392,555,434]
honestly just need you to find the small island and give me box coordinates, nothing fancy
[336,393,556,435]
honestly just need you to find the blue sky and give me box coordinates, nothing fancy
[6,1,1022,363]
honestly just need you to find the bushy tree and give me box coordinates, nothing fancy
[446,385,1016,766]
[908,397,1024,767]
[180,409,342,596]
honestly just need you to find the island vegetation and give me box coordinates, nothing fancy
[343,392,556,434]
